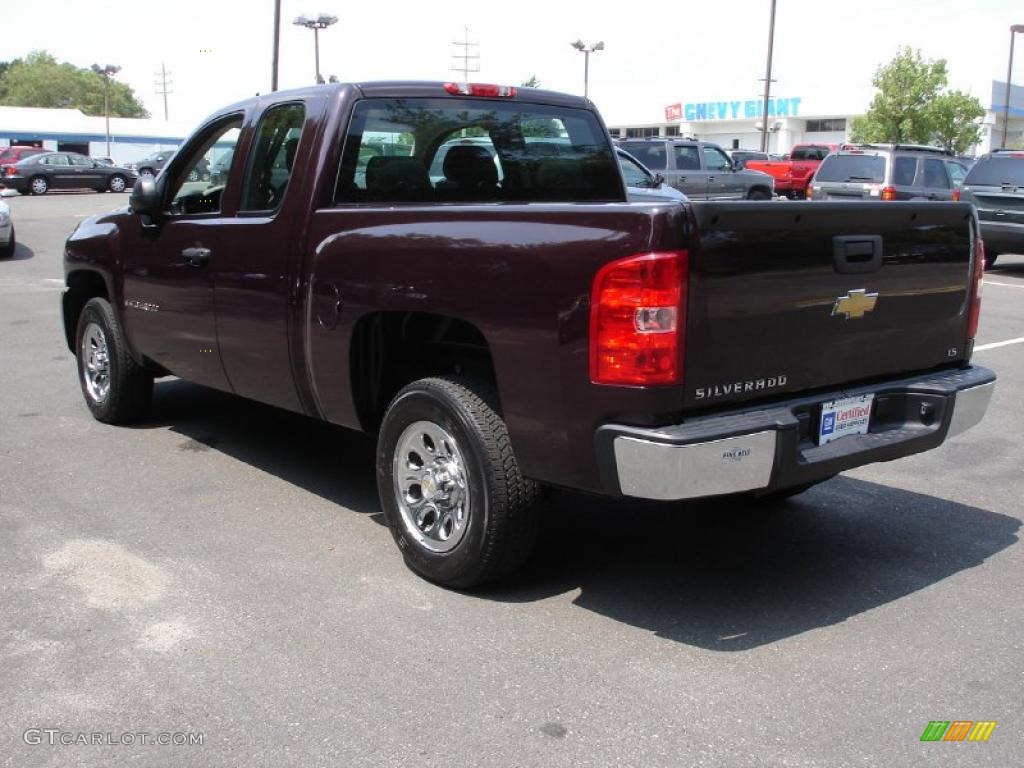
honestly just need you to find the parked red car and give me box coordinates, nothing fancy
[0,145,47,175]
[745,144,836,198]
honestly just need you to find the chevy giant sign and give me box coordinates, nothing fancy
[667,97,803,122]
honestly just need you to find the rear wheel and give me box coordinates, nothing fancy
[108,174,127,193]
[75,297,153,424]
[377,376,541,588]
[29,175,48,195]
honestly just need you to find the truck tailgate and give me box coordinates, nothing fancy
[684,201,976,410]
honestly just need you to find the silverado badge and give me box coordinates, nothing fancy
[831,289,878,320]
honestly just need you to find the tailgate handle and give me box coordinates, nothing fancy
[833,235,882,274]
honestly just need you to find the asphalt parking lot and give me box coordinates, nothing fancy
[1,192,1022,767]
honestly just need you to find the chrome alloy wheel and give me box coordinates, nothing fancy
[393,420,470,553]
[109,175,126,192]
[30,177,48,194]
[81,322,111,403]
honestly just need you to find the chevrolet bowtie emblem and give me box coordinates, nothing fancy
[832,289,878,319]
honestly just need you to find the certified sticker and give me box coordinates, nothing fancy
[819,394,874,445]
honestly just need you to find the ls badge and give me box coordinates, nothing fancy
[832,289,878,320]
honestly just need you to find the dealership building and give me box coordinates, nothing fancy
[0,106,189,164]
[608,80,1024,156]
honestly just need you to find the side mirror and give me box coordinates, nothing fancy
[732,159,745,170]
[129,174,161,217]
[653,173,665,187]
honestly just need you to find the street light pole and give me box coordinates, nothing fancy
[91,64,121,157]
[759,0,778,153]
[571,40,604,99]
[272,0,281,91]
[294,13,338,84]
[1001,24,1024,149]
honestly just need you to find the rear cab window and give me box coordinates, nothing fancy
[335,98,621,204]
[815,153,886,183]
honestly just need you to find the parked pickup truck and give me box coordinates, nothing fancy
[63,81,995,588]
[745,143,835,198]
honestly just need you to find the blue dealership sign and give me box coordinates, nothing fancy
[681,97,803,121]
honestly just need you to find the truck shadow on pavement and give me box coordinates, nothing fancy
[487,479,1019,650]
[142,380,1018,652]
[143,379,383,520]
[4,241,34,261]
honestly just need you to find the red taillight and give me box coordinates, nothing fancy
[968,237,984,340]
[952,188,961,201]
[4,166,15,177]
[880,186,896,201]
[590,251,687,386]
[443,82,517,98]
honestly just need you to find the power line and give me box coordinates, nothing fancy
[450,26,479,82]
[154,63,173,121]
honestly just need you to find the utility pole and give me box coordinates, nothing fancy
[272,0,281,91]
[759,0,778,152]
[154,63,173,121]
[451,26,479,82]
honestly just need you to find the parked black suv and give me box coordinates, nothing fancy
[808,144,968,202]
[959,149,1024,269]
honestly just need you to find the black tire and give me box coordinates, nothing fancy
[377,376,541,588]
[75,297,153,424]
[29,175,48,195]
[0,226,14,259]
[108,174,128,193]
[983,249,998,270]
[747,187,772,200]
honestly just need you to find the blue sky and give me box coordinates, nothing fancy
[3,0,1022,126]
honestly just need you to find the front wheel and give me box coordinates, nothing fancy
[75,298,153,424]
[0,226,14,259]
[108,174,127,193]
[377,376,541,588]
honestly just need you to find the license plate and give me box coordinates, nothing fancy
[818,394,874,445]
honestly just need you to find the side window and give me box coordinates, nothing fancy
[618,154,651,187]
[168,117,243,215]
[673,145,700,170]
[46,154,69,166]
[240,103,305,212]
[70,155,92,167]
[922,158,950,188]
[702,146,731,171]
[946,161,967,188]
[628,144,667,171]
[892,156,917,186]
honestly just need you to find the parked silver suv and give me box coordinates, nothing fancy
[617,138,774,200]
[808,144,968,202]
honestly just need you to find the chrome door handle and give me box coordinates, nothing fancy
[182,247,211,267]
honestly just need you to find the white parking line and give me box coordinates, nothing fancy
[986,280,1024,289]
[975,337,1024,352]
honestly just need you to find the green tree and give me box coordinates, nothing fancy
[850,47,984,153]
[928,90,984,154]
[851,47,947,144]
[0,51,148,118]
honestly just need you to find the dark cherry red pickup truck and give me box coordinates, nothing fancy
[63,82,995,587]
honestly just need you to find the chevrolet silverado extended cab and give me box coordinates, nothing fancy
[63,81,995,588]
